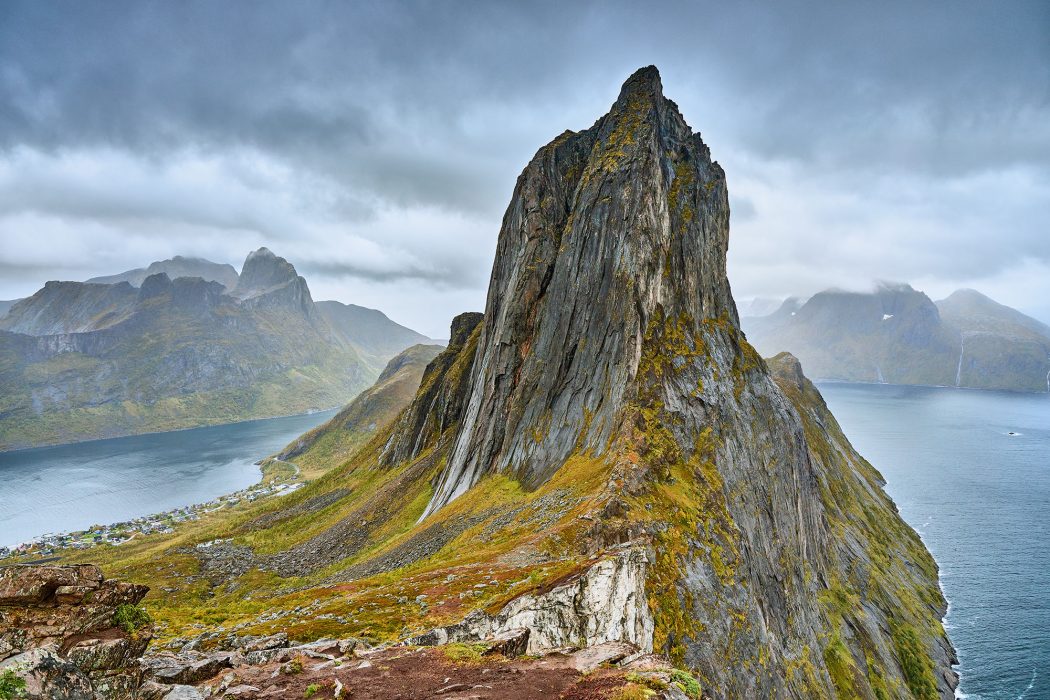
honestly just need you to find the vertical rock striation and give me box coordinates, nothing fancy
[426,66,735,516]
[100,66,956,700]
[405,66,955,697]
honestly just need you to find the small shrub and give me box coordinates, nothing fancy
[669,669,702,699]
[303,684,320,698]
[610,684,653,700]
[281,655,305,675]
[442,642,487,663]
[112,604,151,635]
[892,624,938,700]
[0,670,26,700]
[625,672,667,690]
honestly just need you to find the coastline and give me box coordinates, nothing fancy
[813,377,1050,396]
[818,381,1050,698]
[0,456,302,560]
[0,406,341,455]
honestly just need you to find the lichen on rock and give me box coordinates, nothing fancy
[0,564,152,699]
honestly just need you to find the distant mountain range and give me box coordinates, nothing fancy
[0,248,434,450]
[86,256,240,291]
[742,284,1050,392]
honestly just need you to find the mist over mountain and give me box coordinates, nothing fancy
[743,284,1050,392]
[0,248,432,450]
[87,256,240,291]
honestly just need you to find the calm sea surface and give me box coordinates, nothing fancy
[819,383,1048,700]
[0,410,335,548]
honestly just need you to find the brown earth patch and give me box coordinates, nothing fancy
[204,645,646,699]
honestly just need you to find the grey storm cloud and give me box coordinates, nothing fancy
[0,0,1047,336]
[298,259,476,287]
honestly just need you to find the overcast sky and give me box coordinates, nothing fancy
[0,0,1047,337]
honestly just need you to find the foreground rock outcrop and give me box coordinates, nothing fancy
[408,545,652,655]
[141,632,699,700]
[0,565,152,699]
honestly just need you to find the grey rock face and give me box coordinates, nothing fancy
[233,247,318,318]
[234,247,299,296]
[0,280,139,335]
[395,66,955,698]
[424,66,733,517]
[161,685,207,700]
[88,256,239,291]
[379,312,484,468]
[408,546,652,655]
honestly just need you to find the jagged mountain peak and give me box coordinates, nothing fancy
[246,246,277,260]
[236,247,300,293]
[137,272,172,300]
[351,67,956,697]
[233,247,317,318]
[424,66,732,516]
[620,64,662,93]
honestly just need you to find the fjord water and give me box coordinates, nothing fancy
[0,410,336,548]
[820,383,1049,700]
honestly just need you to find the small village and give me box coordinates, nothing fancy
[0,460,302,561]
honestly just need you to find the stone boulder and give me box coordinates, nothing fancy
[0,564,152,699]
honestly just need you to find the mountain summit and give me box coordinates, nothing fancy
[376,65,956,695]
[45,68,956,699]
[235,247,300,295]
[422,65,735,516]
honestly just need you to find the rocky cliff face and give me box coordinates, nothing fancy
[56,67,955,700]
[388,65,956,697]
[0,565,152,699]
[427,66,734,516]
[0,281,139,335]
[233,247,317,318]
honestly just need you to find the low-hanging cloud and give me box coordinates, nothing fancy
[0,0,1047,336]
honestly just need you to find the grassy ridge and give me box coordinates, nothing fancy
[280,344,444,479]
[31,333,951,699]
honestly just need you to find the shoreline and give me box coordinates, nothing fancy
[0,457,303,560]
[0,406,341,456]
[813,377,1050,396]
